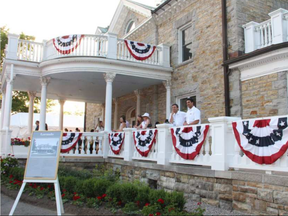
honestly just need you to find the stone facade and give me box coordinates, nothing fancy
[32,158,288,215]
[85,103,103,132]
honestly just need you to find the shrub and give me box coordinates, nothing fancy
[1,155,18,175]
[82,178,111,198]
[119,182,138,204]
[58,166,92,179]
[166,191,185,211]
[61,176,78,194]
[106,182,122,202]
[9,167,25,181]
[123,202,140,215]
[148,189,167,205]
[135,184,150,207]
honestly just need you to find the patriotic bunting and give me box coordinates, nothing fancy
[108,132,125,155]
[133,130,158,157]
[53,34,84,54]
[124,40,156,61]
[61,133,82,153]
[171,125,210,160]
[232,117,288,165]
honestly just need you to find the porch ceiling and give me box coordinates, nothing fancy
[13,72,162,103]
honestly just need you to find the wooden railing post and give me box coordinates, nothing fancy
[107,33,118,59]
[6,34,19,60]
[208,116,241,171]
[123,128,136,161]
[156,123,173,165]
[158,44,170,67]
[242,22,260,53]
[269,8,288,45]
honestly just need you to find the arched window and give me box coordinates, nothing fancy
[125,20,136,34]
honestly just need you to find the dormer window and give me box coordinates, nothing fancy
[125,20,136,34]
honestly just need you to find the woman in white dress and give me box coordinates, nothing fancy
[117,115,127,131]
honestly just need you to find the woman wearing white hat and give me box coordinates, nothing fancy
[140,113,151,129]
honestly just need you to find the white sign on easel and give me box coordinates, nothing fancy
[9,131,64,216]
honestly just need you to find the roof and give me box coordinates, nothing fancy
[126,0,155,10]
[152,0,171,14]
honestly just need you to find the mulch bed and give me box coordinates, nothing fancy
[1,185,123,215]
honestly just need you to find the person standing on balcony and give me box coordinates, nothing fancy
[35,121,39,131]
[95,121,104,132]
[140,113,151,129]
[134,115,143,129]
[169,104,186,126]
[184,97,201,125]
[116,115,127,131]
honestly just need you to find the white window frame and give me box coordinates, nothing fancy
[176,93,196,112]
[178,23,192,64]
[125,20,135,35]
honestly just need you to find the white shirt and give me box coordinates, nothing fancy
[186,106,201,124]
[126,121,130,128]
[169,111,186,126]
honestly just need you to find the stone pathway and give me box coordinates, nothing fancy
[1,194,72,215]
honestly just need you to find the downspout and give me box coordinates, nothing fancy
[221,0,230,116]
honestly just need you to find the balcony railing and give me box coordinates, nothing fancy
[243,8,288,53]
[12,115,288,173]
[4,33,170,67]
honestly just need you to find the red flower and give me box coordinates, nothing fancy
[197,202,201,205]
[117,201,122,206]
[156,213,161,216]
[149,214,153,216]
[73,195,81,201]
[145,203,150,206]
[40,187,44,191]
[29,183,33,186]
[62,194,65,198]
[135,201,140,206]
[73,192,77,195]
[11,155,14,157]
[102,194,107,198]
[9,181,13,183]
[9,175,13,179]
[47,185,51,189]
[97,196,102,200]
[157,198,164,204]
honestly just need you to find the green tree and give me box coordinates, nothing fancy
[1,26,56,113]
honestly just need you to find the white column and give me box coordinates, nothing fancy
[1,89,6,130]
[242,21,260,53]
[123,128,136,161]
[163,80,171,120]
[134,90,141,117]
[103,73,116,131]
[27,92,36,135]
[6,34,19,60]
[1,65,15,156]
[113,98,118,130]
[59,100,65,130]
[39,77,50,130]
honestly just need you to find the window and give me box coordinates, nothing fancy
[178,96,196,112]
[125,20,136,34]
[178,24,193,63]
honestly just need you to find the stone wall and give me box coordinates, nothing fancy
[85,103,103,132]
[48,158,288,215]
[241,72,288,119]
[227,0,288,57]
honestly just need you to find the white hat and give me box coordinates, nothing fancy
[142,113,150,118]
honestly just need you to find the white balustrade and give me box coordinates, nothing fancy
[60,132,104,157]
[243,8,288,53]
[17,40,43,62]
[169,124,213,167]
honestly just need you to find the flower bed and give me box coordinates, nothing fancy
[1,156,205,216]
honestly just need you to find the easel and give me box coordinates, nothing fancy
[9,177,64,216]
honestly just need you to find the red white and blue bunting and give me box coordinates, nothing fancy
[124,40,156,61]
[133,130,158,157]
[108,132,125,155]
[171,125,210,160]
[61,133,82,153]
[53,34,84,54]
[232,117,288,164]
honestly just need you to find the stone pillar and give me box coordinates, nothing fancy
[59,100,65,130]
[27,92,36,135]
[163,80,171,120]
[39,77,50,130]
[113,98,118,130]
[103,73,116,131]
[134,89,141,117]
[1,65,15,156]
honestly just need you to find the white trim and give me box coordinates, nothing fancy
[125,20,136,35]
[178,23,192,64]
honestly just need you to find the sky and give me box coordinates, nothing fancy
[1,0,157,116]
[0,0,157,42]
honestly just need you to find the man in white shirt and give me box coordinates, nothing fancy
[169,104,186,126]
[184,97,201,125]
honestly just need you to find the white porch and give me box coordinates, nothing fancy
[1,33,172,156]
